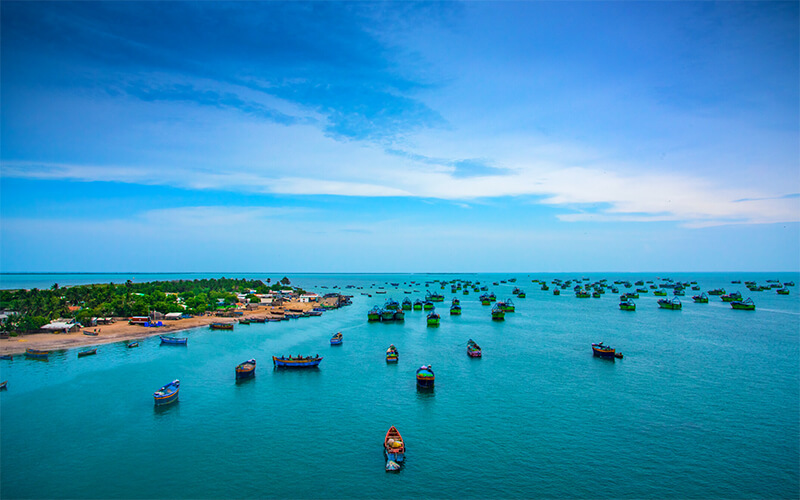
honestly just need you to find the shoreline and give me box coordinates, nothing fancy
[0,300,327,356]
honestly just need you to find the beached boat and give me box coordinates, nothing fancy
[731,298,756,310]
[386,344,399,363]
[592,342,622,359]
[658,297,682,310]
[210,322,234,330]
[238,319,250,325]
[393,310,405,321]
[384,426,405,470]
[416,365,435,388]
[619,300,636,311]
[127,342,139,348]
[272,355,323,368]
[427,311,440,327]
[692,292,709,303]
[78,348,97,358]
[467,339,482,357]
[153,379,180,406]
[160,336,188,345]
[235,359,256,380]
[368,306,381,322]
[83,330,98,336]
[491,304,505,321]
[24,348,49,360]
[330,332,343,345]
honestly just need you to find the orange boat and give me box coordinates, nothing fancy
[384,426,405,470]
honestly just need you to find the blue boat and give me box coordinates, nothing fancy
[235,359,256,380]
[127,342,139,348]
[330,332,343,345]
[416,365,435,389]
[160,336,187,345]
[24,348,49,360]
[272,355,323,368]
[153,379,180,406]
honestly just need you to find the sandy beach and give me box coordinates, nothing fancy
[0,299,330,356]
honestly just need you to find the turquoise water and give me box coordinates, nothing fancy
[1,273,799,499]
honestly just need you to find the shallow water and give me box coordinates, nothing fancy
[1,273,798,499]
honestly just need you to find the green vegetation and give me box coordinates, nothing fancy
[0,277,305,333]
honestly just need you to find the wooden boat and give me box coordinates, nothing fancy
[384,299,400,311]
[238,319,251,325]
[384,426,405,469]
[0,380,7,390]
[160,336,188,345]
[777,288,790,295]
[413,300,423,311]
[272,355,323,368]
[127,342,139,348]
[427,311,440,327]
[553,289,560,296]
[153,379,180,406]
[381,309,395,321]
[24,348,49,360]
[235,359,256,380]
[368,306,381,322]
[449,304,462,315]
[385,344,399,363]
[575,290,590,298]
[721,291,743,303]
[480,294,491,305]
[707,288,725,296]
[692,292,709,303]
[78,348,97,358]
[619,300,636,311]
[210,322,234,330]
[658,297,682,310]
[731,298,756,310]
[491,304,505,321]
[423,300,434,311]
[330,332,343,345]
[592,342,622,359]
[517,291,526,298]
[416,365,435,388]
[467,339,482,357]
[83,330,99,336]
[499,299,515,312]
[393,310,405,321]
[0,354,13,360]
[488,292,497,302]
[402,298,413,310]
[653,290,667,297]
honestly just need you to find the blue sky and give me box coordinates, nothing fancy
[1,1,798,272]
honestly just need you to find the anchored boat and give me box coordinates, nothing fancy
[24,349,49,360]
[385,344,399,363]
[160,336,188,345]
[330,332,343,345]
[427,311,440,327]
[467,339,482,357]
[592,342,622,359]
[78,348,97,358]
[384,426,405,471]
[235,359,256,380]
[619,300,636,311]
[658,297,682,310]
[416,365,435,389]
[154,379,180,406]
[731,298,756,310]
[210,322,234,330]
[272,355,323,368]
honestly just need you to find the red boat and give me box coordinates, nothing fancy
[384,426,405,470]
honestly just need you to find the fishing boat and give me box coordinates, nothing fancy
[707,288,726,296]
[491,304,505,321]
[384,299,400,311]
[83,330,98,336]
[541,284,549,291]
[402,298,413,310]
[777,288,790,295]
[692,292,709,303]
[426,291,445,302]
[721,291,743,303]
[330,332,343,345]
[238,318,250,325]
[127,342,139,348]
[368,306,381,322]
[0,354,13,360]
[592,342,623,359]
[235,359,256,380]
[619,300,636,311]
[153,379,180,406]
[480,294,491,305]
[500,299,515,312]
[160,336,188,345]
[385,344,399,363]
[416,365,435,388]
[381,308,395,321]
[451,297,460,306]
[427,311,440,327]
[517,291,526,298]
[553,289,560,296]
[450,304,462,315]
[24,348,49,360]
[731,298,756,310]
[393,310,405,321]
[488,292,497,302]
[653,290,667,297]
[78,348,97,358]
[657,297,682,310]
[467,339,482,357]
[0,380,6,390]
[210,322,234,330]
[423,300,434,311]
[272,355,323,368]
[575,290,590,298]
[384,426,405,470]
[413,299,423,311]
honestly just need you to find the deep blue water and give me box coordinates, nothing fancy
[1,273,799,499]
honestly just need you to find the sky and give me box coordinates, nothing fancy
[1,1,798,273]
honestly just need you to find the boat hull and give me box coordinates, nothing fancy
[154,380,180,406]
[272,356,322,368]
[160,337,188,345]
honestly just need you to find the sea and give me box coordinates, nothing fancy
[1,272,798,499]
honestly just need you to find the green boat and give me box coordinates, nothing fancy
[553,289,560,296]
[381,309,395,321]
[731,298,755,310]
[658,297,682,310]
[653,290,667,297]
[393,310,405,321]
[401,298,412,310]
[575,290,590,298]
[777,288,790,295]
[423,300,434,311]
[480,294,491,305]
[619,300,636,311]
[488,293,497,302]
[499,299,515,312]
[707,288,725,296]
[463,289,469,295]
[450,305,462,315]
[427,311,440,326]
[517,291,526,298]
[721,291,742,303]
[384,299,400,311]
[491,304,505,321]
[540,284,549,291]
[692,292,709,303]
[426,291,445,302]
[413,299,423,311]
[368,306,381,322]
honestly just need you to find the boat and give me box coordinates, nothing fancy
[272,355,323,368]
[381,308,395,321]
[235,359,256,380]
[393,310,405,321]
[499,299,515,312]
[707,288,726,296]
[0,354,13,360]
[416,365,435,388]
[160,336,188,345]
[210,322,234,330]
[488,292,497,302]
[491,304,505,321]
[153,379,180,406]
[653,290,667,297]
[78,348,97,358]
[450,304,462,315]
[575,290,590,298]
[412,299,423,311]
[83,330,98,336]
[386,344,399,363]
[451,297,460,306]
[692,292,709,303]
[368,306,381,322]
[427,311,440,327]
[517,291,526,298]
[731,298,756,310]
[384,426,405,469]
[238,319,250,325]
[127,342,139,348]
[24,348,49,360]
[0,380,6,390]
[330,332,343,345]
[592,342,623,359]
[402,298,413,310]
[553,289,560,296]
[658,297,682,310]
[619,300,636,311]
[721,291,743,303]
[384,299,400,311]
[467,339,482,357]
[426,291,444,302]
[777,288,790,295]
[480,294,491,305]
[423,300,434,311]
